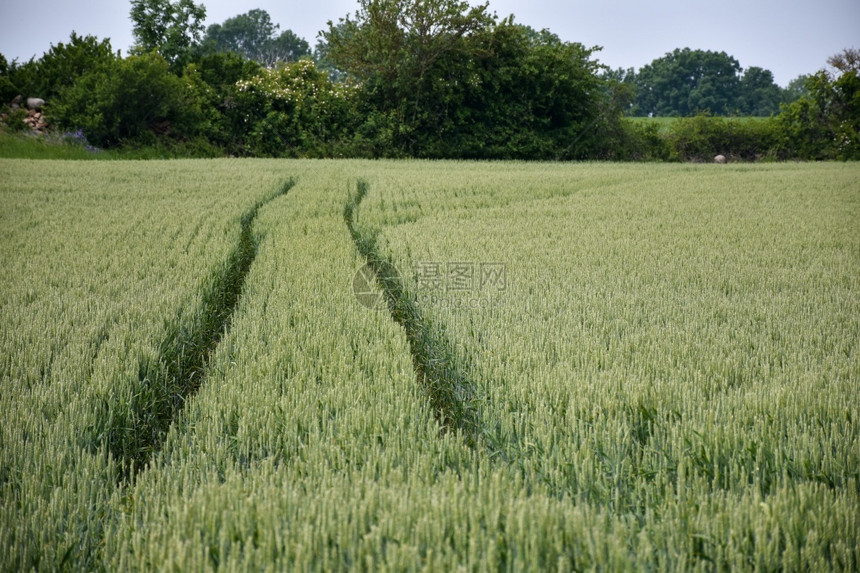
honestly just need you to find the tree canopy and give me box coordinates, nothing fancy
[737,66,782,116]
[777,48,860,159]
[828,47,860,75]
[130,0,207,68]
[630,48,785,117]
[633,48,741,116]
[322,0,605,158]
[202,9,310,67]
[35,33,117,100]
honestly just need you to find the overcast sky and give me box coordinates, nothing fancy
[1,0,858,87]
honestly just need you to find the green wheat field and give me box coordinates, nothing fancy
[1,159,858,571]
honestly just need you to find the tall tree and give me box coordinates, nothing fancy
[130,0,206,68]
[777,49,860,159]
[202,9,310,66]
[204,9,278,60]
[827,47,860,75]
[737,66,782,116]
[322,0,492,153]
[782,74,810,104]
[312,23,348,82]
[263,30,310,67]
[634,48,741,116]
[323,0,491,110]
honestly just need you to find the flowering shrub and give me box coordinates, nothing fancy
[235,59,357,156]
[63,129,101,153]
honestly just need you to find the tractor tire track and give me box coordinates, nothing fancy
[110,178,296,481]
[345,180,483,448]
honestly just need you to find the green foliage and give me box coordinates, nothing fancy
[0,107,31,133]
[130,0,206,69]
[192,50,261,88]
[324,0,492,86]
[202,9,310,67]
[180,53,261,153]
[663,114,779,161]
[597,118,671,161]
[203,9,277,61]
[634,48,742,116]
[776,68,860,160]
[323,0,494,155]
[265,30,311,66]
[312,30,348,83]
[0,53,18,102]
[0,56,38,103]
[465,23,605,159]
[630,49,792,118]
[737,66,782,116]
[6,4,856,161]
[234,59,358,156]
[52,52,205,146]
[34,33,116,100]
[324,2,607,159]
[783,74,811,104]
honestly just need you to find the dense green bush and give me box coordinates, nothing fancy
[34,33,116,100]
[598,119,671,161]
[450,23,604,160]
[234,59,357,156]
[0,54,18,103]
[179,52,260,153]
[1,107,31,133]
[323,5,607,160]
[663,115,779,162]
[52,52,207,147]
[775,70,859,160]
[0,55,38,104]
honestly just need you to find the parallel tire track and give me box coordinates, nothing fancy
[108,178,296,481]
[344,180,482,448]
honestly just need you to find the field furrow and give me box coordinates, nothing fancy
[345,179,482,446]
[117,177,295,480]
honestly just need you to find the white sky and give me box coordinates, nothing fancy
[1,0,858,87]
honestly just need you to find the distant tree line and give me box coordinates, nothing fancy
[0,0,857,160]
[612,48,789,117]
